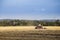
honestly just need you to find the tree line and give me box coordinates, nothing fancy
[0,19,60,26]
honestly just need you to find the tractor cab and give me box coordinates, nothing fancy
[35,24,43,29]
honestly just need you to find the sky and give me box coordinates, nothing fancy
[0,0,60,20]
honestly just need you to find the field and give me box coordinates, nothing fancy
[0,26,60,40]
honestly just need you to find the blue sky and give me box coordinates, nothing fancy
[0,0,60,20]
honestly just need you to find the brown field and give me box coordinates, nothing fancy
[0,26,60,40]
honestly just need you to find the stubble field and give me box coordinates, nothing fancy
[0,26,60,40]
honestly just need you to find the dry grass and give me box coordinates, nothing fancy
[0,26,60,40]
[0,26,60,31]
